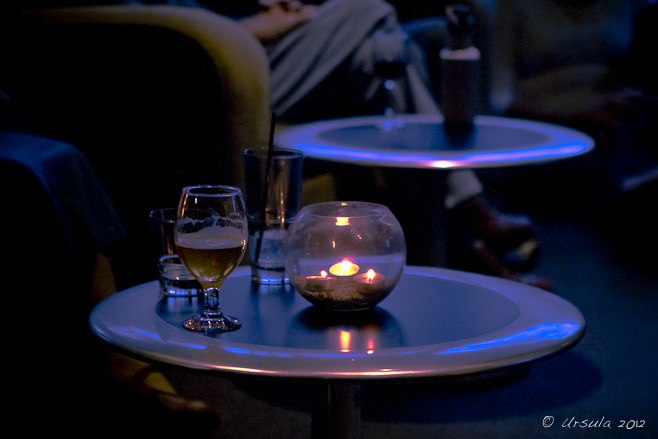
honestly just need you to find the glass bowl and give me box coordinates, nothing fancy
[285,201,406,311]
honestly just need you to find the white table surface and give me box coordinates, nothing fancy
[89,265,585,380]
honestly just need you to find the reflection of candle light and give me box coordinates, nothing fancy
[340,330,351,352]
[367,337,375,355]
[335,217,350,226]
[305,270,337,291]
[329,259,360,278]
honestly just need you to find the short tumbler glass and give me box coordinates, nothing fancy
[149,208,202,296]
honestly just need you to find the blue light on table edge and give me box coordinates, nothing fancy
[214,322,580,359]
[436,322,581,354]
[293,141,591,168]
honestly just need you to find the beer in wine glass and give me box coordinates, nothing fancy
[175,185,247,332]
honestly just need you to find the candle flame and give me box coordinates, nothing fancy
[341,260,352,273]
[320,270,328,278]
[367,269,375,283]
[335,217,350,226]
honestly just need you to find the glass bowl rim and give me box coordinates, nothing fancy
[181,185,243,197]
[243,148,304,160]
[298,201,393,219]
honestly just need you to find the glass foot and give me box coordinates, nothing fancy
[183,314,242,333]
[378,118,405,131]
[251,265,289,285]
[378,107,404,131]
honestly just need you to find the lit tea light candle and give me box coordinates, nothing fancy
[355,269,386,292]
[329,259,360,283]
[305,270,337,291]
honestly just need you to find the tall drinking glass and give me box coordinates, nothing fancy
[175,185,247,332]
[373,28,409,130]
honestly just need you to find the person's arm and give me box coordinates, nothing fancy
[239,1,318,42]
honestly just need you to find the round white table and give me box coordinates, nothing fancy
[90,265,585,438]
[275,114,594,169]
[275,114,595,266]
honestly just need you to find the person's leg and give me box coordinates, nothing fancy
[266,0,397,118]
[264,0,547,286]
[266,0,442,119]
[445,169,483,209]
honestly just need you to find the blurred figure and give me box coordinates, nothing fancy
[5,0,550,285]
[198,0,440,122]
[192,0,548,286]
[490,0,658,194]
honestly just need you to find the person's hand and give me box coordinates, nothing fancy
[240,1,319,42]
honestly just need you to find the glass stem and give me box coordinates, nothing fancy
[203,286,223,318]
[384,79,396,117]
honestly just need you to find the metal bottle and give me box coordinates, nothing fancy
[440,4,480,134]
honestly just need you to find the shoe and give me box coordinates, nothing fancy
[500,238,541,273]
[465,239,554,291]
[450,195,541,272]
[450,195,536,254]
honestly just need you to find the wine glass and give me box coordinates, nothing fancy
[372,28,409,130]
[175,185,248,332]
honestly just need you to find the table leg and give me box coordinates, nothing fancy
[380,168,448,267]
[330,163,449,267]
[312,382,362,439]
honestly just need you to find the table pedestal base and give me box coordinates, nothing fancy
[382,168,448,267]
[312,382,362,439]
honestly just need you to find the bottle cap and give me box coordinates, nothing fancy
[446,4,475,49]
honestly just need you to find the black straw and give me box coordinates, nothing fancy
[253,112,276,265]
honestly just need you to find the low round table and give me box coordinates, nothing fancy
[275,114,594,266]
[90,265,585,438]
[275,114,594,169]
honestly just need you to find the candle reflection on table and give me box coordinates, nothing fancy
[340,330,351,352]
[337,328,381,354]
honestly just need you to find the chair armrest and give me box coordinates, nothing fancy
[2,5,273,287]
[16,5,273,154]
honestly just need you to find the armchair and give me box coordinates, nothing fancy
[1,4,272,288]
[1,5,275,433]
